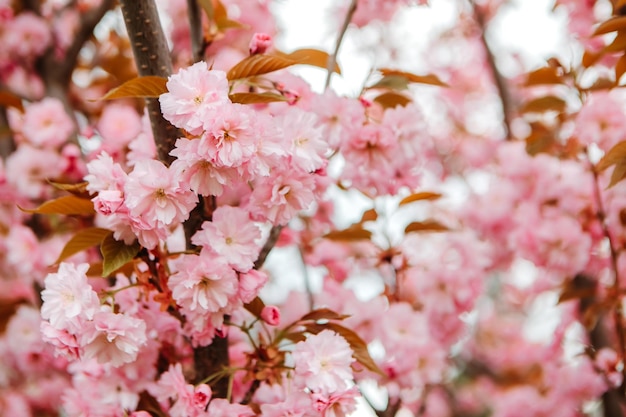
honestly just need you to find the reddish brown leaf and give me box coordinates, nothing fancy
[326,323,384,376]
[520,96,567,114]
[359,208,378,224]
[604,31,626,53]
[20,195,95,216]
[229,92,289,104]
[244,297,266,318]
[593,16,626,36]
[55,227,111,264]
[597,141,626,172]
[277,48,341,74]
[523,67,563,86]
[0,90,24,112]
[99,76,168,100]
[378,69,449,87]
[399,192,442,206]
[227,54,298,81]
[48,181,90,197]
[323,227,372,241]
[300,308,350,322]
[373,91,412,109]
[617,54,626,84]
[404,220,449,234]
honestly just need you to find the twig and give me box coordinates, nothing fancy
[254,225,284,270]
[325,0,357,91]
[0,107,15,161]
[298,247,315,310]
[471,0,513,140]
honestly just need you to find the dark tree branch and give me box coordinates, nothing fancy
[0,108,16,161]
[471,1,513,140]
[254,225,284,270]
[120,0,179,165]
[187,0,205,63]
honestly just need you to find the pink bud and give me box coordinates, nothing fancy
[261,305,281,326]
[194,384,212,409]
[249,33,272,55]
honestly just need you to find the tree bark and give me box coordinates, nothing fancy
[120,0,178,165]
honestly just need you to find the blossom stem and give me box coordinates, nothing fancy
[325,0,358,91]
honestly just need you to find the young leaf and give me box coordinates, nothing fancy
[299,308,350,323]
[404,220,449,234]
[48,181,90,198]
[55,227,111,264]
[198,0,214,21]
[369,75,410,91]
[326,322,385,376]
[616,53,626,84]
[603,31,626,53]
[100,233,140,277]
[520,96,567,114]
[227,54,298,81]
[359,208,378,223]
[373,91,412,109]
[399,192,442,206]
[276,48,341,74]
[597,141,626,172]
[593,16,626,36]
[0,91,24,112]
[378,69,449,87]
[523,67,563,86]
[99,76,168,100]
[323,227,372,241]
[244,296,266,318]
[20,195,95,216]
[229,92,289,104]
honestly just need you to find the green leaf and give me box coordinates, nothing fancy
[399,192,442,206]
[227,54,298,81]
[55,228,111,264]
[99,76,168,100]
[20,195,95,216]
[229,92,289,104]
[326,322,385,376]
[100,233,140,276]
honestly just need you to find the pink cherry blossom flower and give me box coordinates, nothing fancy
[276,107,327,172]
[84,151,128,194]
[5,12,51,58]
[261,305,281,326]
[159,62,230,134]
[21,97,74,148]
[292,330,355,393]
[169,254,239,313]
[80,308,147,367]
[40,262,100,331]
[125,159,198,226]
[238,269,269,303]
[191,205,261,272]
[96,103,143,151]
[5,144,64,199]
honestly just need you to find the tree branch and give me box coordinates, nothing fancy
[120,0,179,165]
[187,0,205,63]
[325,0,357,91]
[471,1,513,140]
[254,225,284,270]
[0,107,15,161]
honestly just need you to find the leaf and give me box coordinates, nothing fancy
[55,227,111,264]
[20,195,95,216]
[277,48,341,74]
[99,76,168,100]
[558,274,597,304]
[399,192,442,206]
[369,75,410,91]
[373,91,412,109]
[216,18,249,31]
[405,220,449,234]
[229,92,289,104]
[582,49,604,68]
[244,297,266,318]
[227,54,298,81]
[198,0,215,21]
[593,16,626,36]
[523,67,563,86]
[323,227,372,241]
[609,161,626,187]
[300,308,350,322]
[597,140,626,172]
[520,96,567,114]
[0,91,24,112]
[359,208,378,223]
[617,53,626,83]
[326,322,384,376]
[100,233,140,277]
[603,31,626,53]
[378,69,449,87]
[525,123,555,156]
[48,181,90,198]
